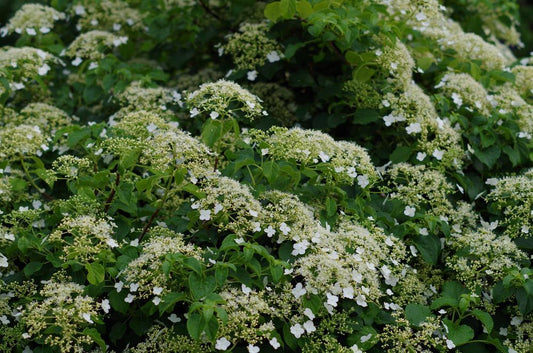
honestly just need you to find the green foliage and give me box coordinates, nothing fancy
[0,0,532,353]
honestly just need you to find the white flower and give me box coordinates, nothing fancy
[101,299,110,313]
[360,333,372,343]
[215,337,232,350]
[199,209,211,221]
[152,296,161,305]
[446,339,455,349]
[438,309,446,314]
[234,237,244,244]
[241,284,252,295]
[249,209,258,217]
[147,123,158,133]
[290,323,305,338]
[410,245,418,257]
[209,111,219,119]
[0,253,8,268]
[303,320,316,333]
[350,344,363,353]
[416,12,427,21]
[342,287,354,299]
[213,203,223,214]
[265,225,276,237]
[357,175,369,188]
[88,62,98,70]
[292,282,307,299]
[0,315,10,325]
[356,294,367,307]
[129,283,139,292]
[74,5,86,15]
[451,92,463,107]
[267,51,281,63]
[113,36,128,47]
[432,149,444,160]
[71,57,83,66]
[326,293,338,307]
[318,151,330,162]
[416,152,426,161]
[190,107,200,117]
[82,312,94,323]
[292,240,309,256]
[279,222,291,235]
[261,148,269,156]
[247,70,258,81]
[405,122,422,134]
[168,313,181,323]
[22,346,33,353]
[106,238,118,248]
[419,228,429,236]
[113,23,122,31]
[485,178,499,186]
[248,345,260,353]
[114,281,124,292]
[511,316,523,326]
[404,206,416,217]
[303,308,315,320]
[38,64,51,76]
[124,294,135,303]
[269,337,281,349]
[26,28,37,36]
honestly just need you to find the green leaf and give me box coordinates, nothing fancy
[158,292,186,315]
[390,146,412,163]
[264,2,282,21]
[24,261,43,276]
[346,326,378,350]
[352,109,380,125]
[201,119,223,148]
[516,288,533,315]
[189,273,216,300]
[262,161,280,184]
[296,0,313,18]
[109,322,127,343]
[475,145,501,168]
[108,290,129,314]
[326,197,337,217]
[85,262,105,285]
[405,303,432,326]
[187,312,206,340]
[82,328,106,352]
[503,145,520,166]
[204,315,219,341]
[279,0,297,18]
[413,234,440,265]
[472,309,493,333]
[129,317,152,336]
[444,320,474,346]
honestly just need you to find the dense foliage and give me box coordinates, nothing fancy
[0,1,532,352]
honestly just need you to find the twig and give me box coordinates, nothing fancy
[196,0,237,32]
[103,172,120,213]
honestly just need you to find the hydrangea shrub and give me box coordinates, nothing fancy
[0,1,532,352]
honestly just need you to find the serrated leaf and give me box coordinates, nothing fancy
[413,234,440,265]
[405,303,432,326]
[82,328,106,352]
[444,321,474,346]
[85,262,105,285]
[472,309,493,333]
[187,312,205,340]
[264,2,282,21]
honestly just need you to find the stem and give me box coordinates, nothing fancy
[104,172,120,213]
[138,175,173,242]
[19,157,54,201]
[196,0,237,32]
